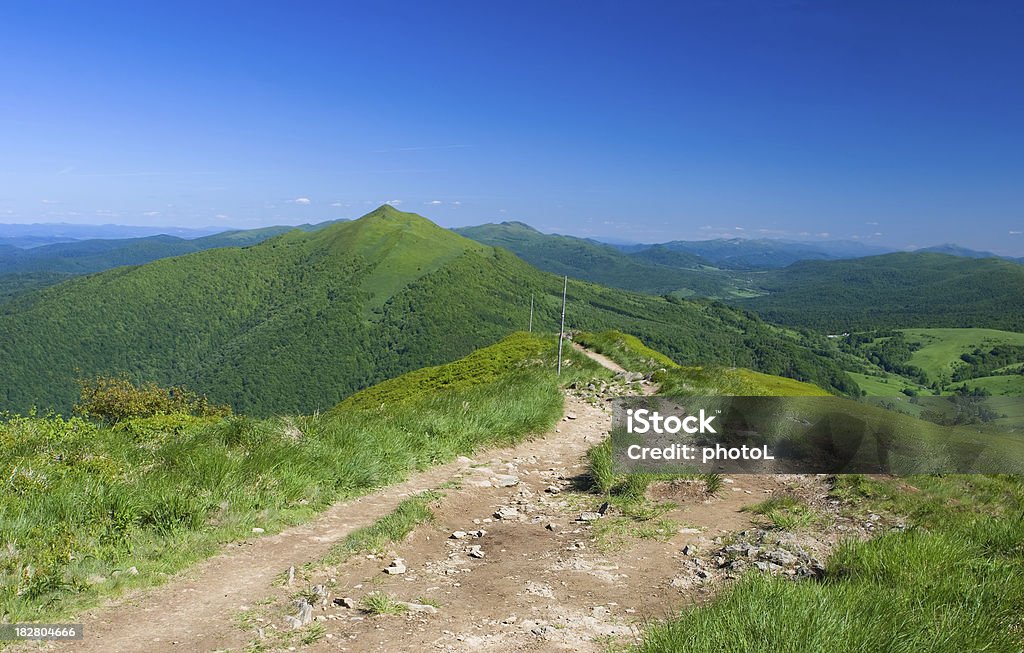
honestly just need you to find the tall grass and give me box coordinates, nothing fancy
[635,474,1024,653]
[0,334,590,622]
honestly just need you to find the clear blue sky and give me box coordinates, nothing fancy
[1,1,1022,253]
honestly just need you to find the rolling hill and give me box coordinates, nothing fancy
[453,221,763,298]
[0,206,857,416]
[0,222,342,276]
[616,238,893,269]
[739,253,1024,332]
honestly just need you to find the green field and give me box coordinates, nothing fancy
[966,375,1024,396]
[902,328,1024,380]
[847,371,929,396]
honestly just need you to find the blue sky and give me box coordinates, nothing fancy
[1,1,1022,253]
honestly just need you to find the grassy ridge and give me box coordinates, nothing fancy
[574,330,679,371]
[0,333,590,622]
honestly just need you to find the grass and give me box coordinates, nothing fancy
[655,366,829,397]
[847,371,929,396]
[317,491,441,566]
[634,474,1024,653]
[0,332,602,623]
[360,592,408,615]
[574,330,680,371]
[902,327,1024,381]
[742,495,821,530]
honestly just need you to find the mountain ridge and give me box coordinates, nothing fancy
[0,206,857,415]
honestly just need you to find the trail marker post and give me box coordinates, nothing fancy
[529,294,534,333]
[557,276,567,375]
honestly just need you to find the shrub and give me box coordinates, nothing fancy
[74,376,231,423]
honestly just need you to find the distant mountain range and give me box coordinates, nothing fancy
[0,222,225,247]
[614,237,895,269]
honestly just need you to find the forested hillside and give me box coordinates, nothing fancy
[0,206,856,415]
[740,253,1024,331]
[454,221,762,298]
[0,223,341,276]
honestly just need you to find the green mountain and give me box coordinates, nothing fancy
[617,238,893,269]
[453,221,761,298]
[0,206,857,415]
[0,223,346,304]
[0,223,342,276]
[740,253,1024,331]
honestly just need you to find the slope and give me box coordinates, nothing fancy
[618,238,894,269]
[454,221,760,298]
[739,253,1024,331]
[0,223,337,277]
[0,206,857,416]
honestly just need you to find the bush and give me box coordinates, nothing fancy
[74,376,231,423]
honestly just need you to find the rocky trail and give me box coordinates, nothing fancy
[32,348,879,653]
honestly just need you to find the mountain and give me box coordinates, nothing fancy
[453,222,760,298]
[617,238,895,269]
[0,222,224,247]
[0,223,344,276]
[0,222,347,303]
[0,206,857,415]
[739,252,1024,332]
[916,244,1024,263]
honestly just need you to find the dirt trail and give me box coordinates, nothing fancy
[37,349,847,653]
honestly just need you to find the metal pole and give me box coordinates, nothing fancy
[557,276,567,375]
[529,294,534,333]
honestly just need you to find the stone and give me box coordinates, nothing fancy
[494,506,519,520]
[333,597,357,609]
[384,558,407,575]
[450,531,469,539]
[544,485,561,495]
[682,545,696,556]
[286,565,296,586]
[578,511,602,521]
[295,599,313,626]
[546,523,563,533]
[565,412,578,420]
[399,601,439,614]
[252,527,265,534]
[762,550,798,567]
[467,545,485,559]
[491,474,520,487]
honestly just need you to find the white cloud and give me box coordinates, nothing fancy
[428,200,443,205]
[873,232,883,236]
[143,211,161,217]
[41,199,59,204]
[734,226,745,231]
[866,221,879,225]
[215,214,229,219]
[291,197,312,205]
[331,202,343,207]
[1010,230,1022,235]
[385,199,402,206]
[451,200,461,206]
[817,232,831,238]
